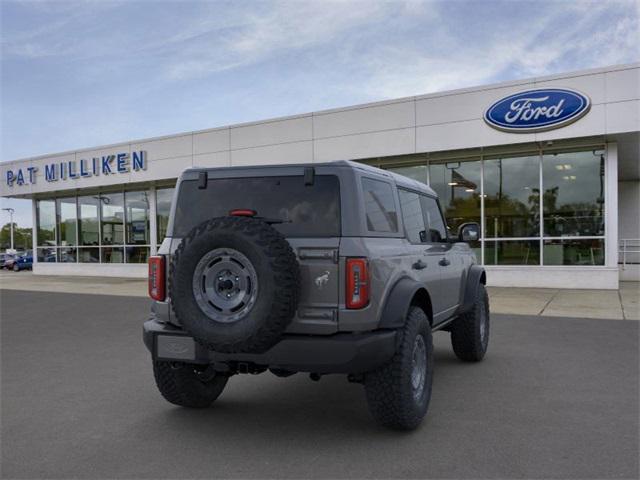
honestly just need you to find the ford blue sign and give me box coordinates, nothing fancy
[484,88,591,133]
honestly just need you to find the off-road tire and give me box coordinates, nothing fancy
[153,361,228,408]
[170,216,300,354]
[450,283,489,362]
[364,307,433,430]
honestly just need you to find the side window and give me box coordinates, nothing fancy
[361,177,398,233]
[399,189,427,243]
[421,196,448,243]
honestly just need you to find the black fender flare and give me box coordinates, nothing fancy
[378,277,431,330]
[459,265,486,315]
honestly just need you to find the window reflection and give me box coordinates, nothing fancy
[484,156,539,238]
[125,191,150,245]
[78,196,100,246]
[102,247,124,263]
[58,247,77,263]
[37,200,56,246]
[56,197,77,246]
[156,187,175,243]
[543,239,604,265]
[389,165,428,185]
[126,246,149,263]
[37,247,57,262]
[78,247,99,263]
[429,160,481,235]
[543,151,605,237]
[484,240,540,265]
[100,193,124,245]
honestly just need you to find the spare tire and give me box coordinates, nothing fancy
[170,216,300,353]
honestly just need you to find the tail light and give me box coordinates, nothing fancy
[148,256,166,301]
[346,258,369,309]
[229,209,257,217]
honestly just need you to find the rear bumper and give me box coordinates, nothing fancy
[143,319,397,374]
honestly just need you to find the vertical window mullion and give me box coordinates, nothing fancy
[75,196,79,263]
[98,194,102,263]
[123,189,127,264]
[480,155,485,266]
[539,147,544,266]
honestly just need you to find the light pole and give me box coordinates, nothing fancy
[2,207,15,251]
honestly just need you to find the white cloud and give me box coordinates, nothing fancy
[164,1,400,80]
[351,1,639,100]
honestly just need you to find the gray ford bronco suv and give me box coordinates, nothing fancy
[143,160,489,430]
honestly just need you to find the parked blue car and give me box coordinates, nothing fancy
[13,253,33,271]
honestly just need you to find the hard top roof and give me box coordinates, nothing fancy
[185,160,436,197]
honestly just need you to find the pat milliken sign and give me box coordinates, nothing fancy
[484,88,591,133]
[5,150,147,187]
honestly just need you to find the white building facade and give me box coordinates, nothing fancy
[1,63,639,289]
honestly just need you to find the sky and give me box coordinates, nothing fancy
[1,0,639,228]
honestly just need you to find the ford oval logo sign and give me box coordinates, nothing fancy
[484,88,591,133]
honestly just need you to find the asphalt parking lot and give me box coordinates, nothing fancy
[1,289,638,479]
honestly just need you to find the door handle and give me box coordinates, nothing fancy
[438,257,450,267]
[412,260,427,270]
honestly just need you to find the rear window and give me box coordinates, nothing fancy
[173,175,341,237]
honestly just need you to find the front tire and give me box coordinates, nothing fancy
[364,306,433,430]
[153,361,228,408]
[450,283,490,362]
[12,264,19,272]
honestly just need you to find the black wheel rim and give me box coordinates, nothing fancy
[192,248,259,323]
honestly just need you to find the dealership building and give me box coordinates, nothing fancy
[1,63,638,289]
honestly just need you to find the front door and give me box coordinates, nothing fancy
[420,195,460,321]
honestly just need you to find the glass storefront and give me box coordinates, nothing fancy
[32,147,607,269]
[156,187,174,244]
[36,186,164,265]
[388,147,606,266]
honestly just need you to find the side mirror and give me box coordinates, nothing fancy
[458,222,480,243]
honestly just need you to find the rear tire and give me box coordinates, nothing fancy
[12,264,19,272]
[450,283,490,362]
[153,361,228,408]
[364,306,433,430]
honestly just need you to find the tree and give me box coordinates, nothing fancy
[0,223,32,251]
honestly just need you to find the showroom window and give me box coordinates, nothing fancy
[428,159,481,256]
[483,155,540,238]
[56,197,77,263]
[429,160,482,233]
[391,165,429,185]
[125,190,150,263]
[156,187,175,243]
[542,150,605,265]
[77,195,100,263]
[100,193,124,263]
[387,146,606,266]
[36,199,57,263]
[35,188,156,265]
